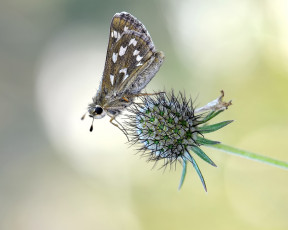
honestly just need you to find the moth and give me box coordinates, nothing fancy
[82,12,165,134]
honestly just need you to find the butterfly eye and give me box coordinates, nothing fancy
[94,106,103,115]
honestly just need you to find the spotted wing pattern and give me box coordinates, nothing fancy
[96,12,164,105]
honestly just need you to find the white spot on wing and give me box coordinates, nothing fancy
[136,62,143,66]
[112,53,118,63]
[136,55,143,61]
[133,50,140,56]
[111,31,114,37]
[120,68,129,81]
[113,31,118,38]
[123,74,129,81]
[110,75,114,85]
[119,68,127,75]
[124,26,128,32]
[129,38,137,46]
[119,46,127,56]
[117,33,123,41]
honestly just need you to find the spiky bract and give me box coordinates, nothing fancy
[124,91,232,191]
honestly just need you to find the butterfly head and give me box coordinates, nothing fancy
[80,105,107,132]
[88,105,106,119]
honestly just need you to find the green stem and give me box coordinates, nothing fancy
[206,143,288,170]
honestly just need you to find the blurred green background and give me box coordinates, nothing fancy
[1,0,288,229]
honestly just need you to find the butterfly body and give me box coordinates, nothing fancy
[84,12,164,131]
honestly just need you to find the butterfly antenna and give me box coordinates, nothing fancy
[90,117,95,132]
[81,112,87,120]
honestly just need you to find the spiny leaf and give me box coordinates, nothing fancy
[198,110,223,124]
[190,146,217,167]
[178,158,187,190]
[198,120,233,133]
[184,152,207,192]
[196,136,220,145]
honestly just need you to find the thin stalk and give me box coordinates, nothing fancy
[206,143,288,170]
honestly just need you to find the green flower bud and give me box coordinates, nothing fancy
[125,91,232,191]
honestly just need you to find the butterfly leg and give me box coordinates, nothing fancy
[136,92,165,97]
[108,114,130,141]
[122,92,165,102]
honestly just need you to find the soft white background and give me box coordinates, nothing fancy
[1,0,288,229]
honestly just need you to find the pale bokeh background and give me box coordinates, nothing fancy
[1,0,288,229]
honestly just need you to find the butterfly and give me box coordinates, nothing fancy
[82,12,165,136]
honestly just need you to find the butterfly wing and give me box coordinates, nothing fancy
[126,49,164,95]
[96,12,164,106]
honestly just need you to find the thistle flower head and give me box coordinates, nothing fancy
[125,90,232,191]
